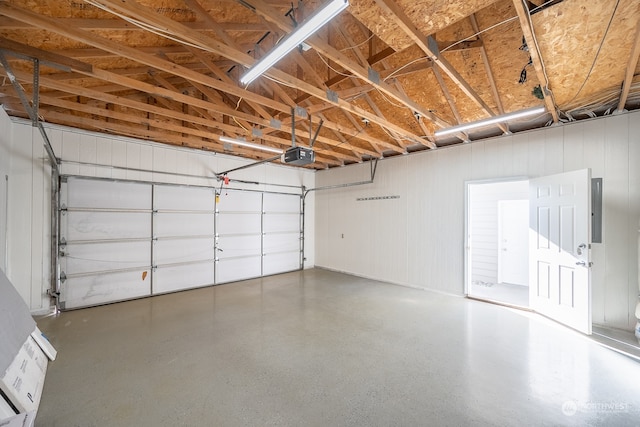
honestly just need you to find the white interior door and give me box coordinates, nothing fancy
[529,169,591,334]
[498,200,529,286]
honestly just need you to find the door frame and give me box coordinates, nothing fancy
[464,177,529,297]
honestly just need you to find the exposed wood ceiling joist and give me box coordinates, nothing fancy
[0,0,637,168]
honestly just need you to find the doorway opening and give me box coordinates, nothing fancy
[466,179,530,308]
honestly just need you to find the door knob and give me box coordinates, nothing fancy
[575,261,593,267]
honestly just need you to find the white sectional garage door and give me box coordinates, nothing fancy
[60,178,153,309]
[59,177,302,309]
[215,190,263,284]
[152,185,216,295]
[262,193,302,276]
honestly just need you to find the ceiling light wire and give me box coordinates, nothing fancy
[340,33,375,52]
[383,56,428,81]
[563,0,621,107]
[440,3,548,53]
[84,0,217,53]
[315,50,352,77]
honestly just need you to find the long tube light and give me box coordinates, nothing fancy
[434,106,546,137]
[240,0,349,85]
[219,136,283,154]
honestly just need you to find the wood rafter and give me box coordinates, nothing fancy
[469,14,504,115]
[240,0,448,132]
[511,0,558,122]
[0,5,399,158]
[1,0,634,167]
[373,0,497,119]
[0,0,424,150]
[617,19,640,111]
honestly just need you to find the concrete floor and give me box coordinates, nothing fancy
[35,269,640,426]
[469,282,529,308]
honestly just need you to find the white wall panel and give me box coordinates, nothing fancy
[61,131,80,176]
[78,134,97,177]
[581,119,607,324]
[6,123,34,306]
[628,116,640,328]
[110,139,128,180]
[0,110,8,274]
[602,114,630,327]
[316,112,640,330]
[95,137,113,179]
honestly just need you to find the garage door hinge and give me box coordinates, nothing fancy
[59,271,67,283]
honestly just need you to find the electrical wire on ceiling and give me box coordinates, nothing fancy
[440,2,548,53]
[340,33,375,52]
[383,56,429,82]
[562,0,621,107]
[562,81,640,120]
[315,50,352,77]
[334,125,365,148]
[84,0,214,53]
[373,87,406,109]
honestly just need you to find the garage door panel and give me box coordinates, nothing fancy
[263,213,300,233]
[263,252,299,276]
[217,191,262,212]
[263,233,300,253]
[153,261,215,294]
[216,256,261,283]
[154,212,214,238]
[66,211,151,240]
[61,269,151,309]
[154,237,215,265]
[67,178,151,210]
[154,185,214,211]
[217,235,261,259]
[263,193,299,212]
[60,177,302,308]
[216,213,261,234]
[65,241,151,274]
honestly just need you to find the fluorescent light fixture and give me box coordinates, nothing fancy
[219,136,283,154]
[240,0,349,85]
[434,106,546,137]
